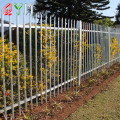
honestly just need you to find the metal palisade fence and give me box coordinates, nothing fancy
[0,4,120,119]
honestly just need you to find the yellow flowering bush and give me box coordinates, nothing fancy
[0,24,58,108]
[74,33,102,75]
[24,26,58,98]
[0,38,31,109]
[95,44,102,65]
[1,26,119,110]
[110,37,118,60]
[39,28,58,92]
[118,43,120,56]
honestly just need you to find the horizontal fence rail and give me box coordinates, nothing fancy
[0,4,120,119]
[1,24,120,34]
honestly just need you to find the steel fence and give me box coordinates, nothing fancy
[0,4,120,119]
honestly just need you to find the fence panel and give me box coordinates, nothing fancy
[0,4,120,119]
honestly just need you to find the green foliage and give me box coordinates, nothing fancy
[73,90,79,97]
[34,0,111,22]
[101,69,109,76]
[19,26,58,93]
[54,101,62,110]
[88,79,97,84]
[43,106,50,116]
[22,112,37,120]
[95,73,100,80]
[115,4,120,24]
[94,18,114,27]
[0,38,30,108]
[65,93,72,102]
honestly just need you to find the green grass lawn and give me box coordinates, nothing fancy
[66,75,120,120]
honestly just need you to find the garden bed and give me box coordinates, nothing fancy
[2,62,120,120]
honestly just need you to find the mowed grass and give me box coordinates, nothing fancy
[66,75,120,120]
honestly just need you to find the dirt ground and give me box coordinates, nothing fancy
[3,63,120,120]
[66,72,120,120]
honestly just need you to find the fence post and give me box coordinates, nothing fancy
[108,27,110,65]
[1,9,7,118]
[9,13,14,118]
[78,20,82,86]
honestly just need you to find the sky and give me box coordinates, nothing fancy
[99,0,120,21]
[0,0,120,24]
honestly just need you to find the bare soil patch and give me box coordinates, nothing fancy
[3,63,120,120]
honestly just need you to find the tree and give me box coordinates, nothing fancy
[33,0,111,22]
[115,4,120,24]
[94,18,114,27]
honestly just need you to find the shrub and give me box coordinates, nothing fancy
[0,38,30,108]
[110,37,118,60]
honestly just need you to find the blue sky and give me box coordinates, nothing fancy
[0,0,35,24]
[0,0,120,24]
[99,0,120,21]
